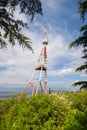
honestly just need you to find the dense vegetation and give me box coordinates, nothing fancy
[0,91,87,130]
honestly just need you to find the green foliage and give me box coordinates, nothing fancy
[0,91,87,130]
[64,91,87,111]
[0,94,68,130]
[62,91,87,130]
[0,0,42,50]
[63,109,87,130]
[0,97,15,130]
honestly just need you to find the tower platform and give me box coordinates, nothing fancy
[35,64,47,70]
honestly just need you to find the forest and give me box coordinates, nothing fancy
[0,91,87,130]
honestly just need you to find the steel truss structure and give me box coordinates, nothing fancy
[22,23,48,96]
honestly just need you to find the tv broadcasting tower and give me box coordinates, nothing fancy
[23,23,48,96]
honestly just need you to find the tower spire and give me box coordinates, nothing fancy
[43,22,48,45]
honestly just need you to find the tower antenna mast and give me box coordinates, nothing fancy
[22,22,48,96]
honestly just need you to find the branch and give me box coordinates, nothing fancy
[78,0,87,22]
[72,81,87,90]
[76,64,87,72]
[0,37,7,49]
[69,35,87,48]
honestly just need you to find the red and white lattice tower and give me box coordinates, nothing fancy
[23,23,48,96]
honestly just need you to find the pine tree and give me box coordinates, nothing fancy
[0,0,42,50]
[69,0,87,90]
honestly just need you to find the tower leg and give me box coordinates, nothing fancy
[44,70,47,94]
[44,81,47,94]
[31,83,35,96]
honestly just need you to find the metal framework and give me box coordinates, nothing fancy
[22,23,48,96]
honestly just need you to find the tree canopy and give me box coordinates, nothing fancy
[0,0,42,50]
[69,0,87,90]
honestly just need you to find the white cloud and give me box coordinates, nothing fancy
[42,0,67,11]
[71,80,79,84]
[0,25,43,84]
[49,68,73,76]
[0,21,82,85]
[80,73,87,77]
[0,0,83,88]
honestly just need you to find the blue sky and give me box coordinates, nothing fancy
[0,0,86,90]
